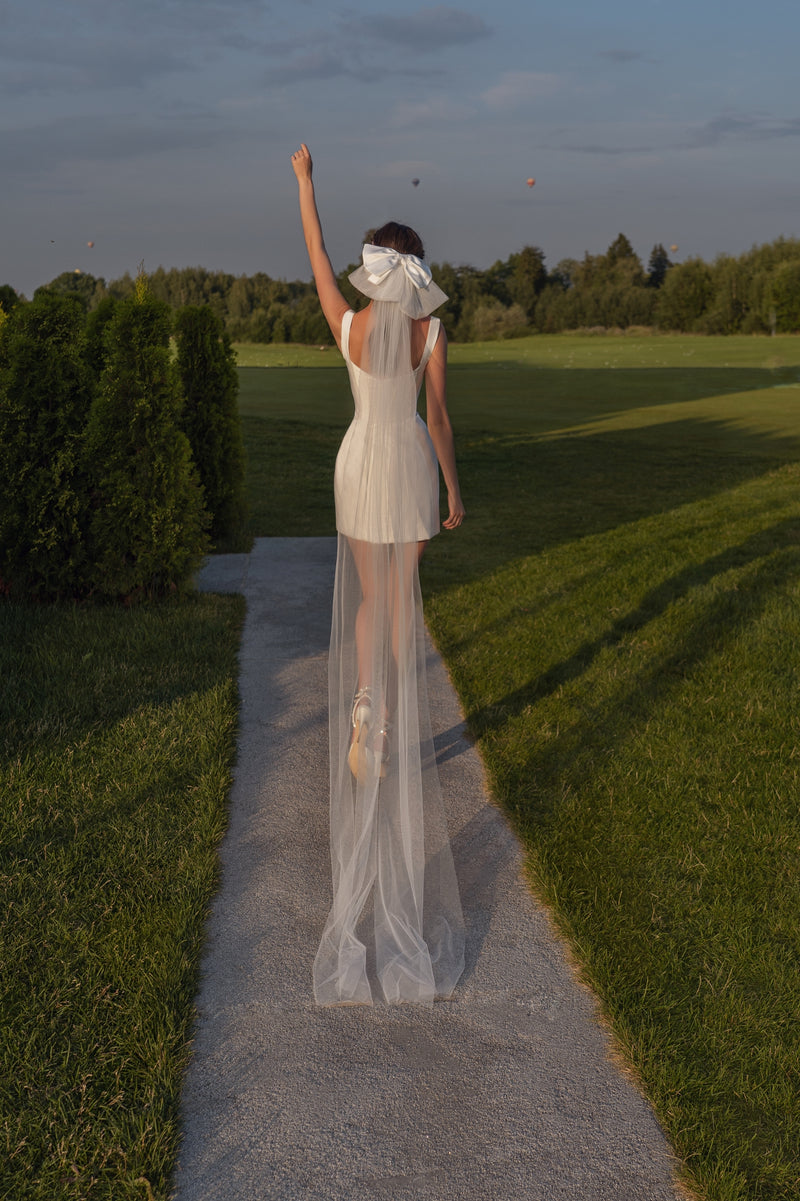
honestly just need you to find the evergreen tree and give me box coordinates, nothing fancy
[448,265,486,341]
[85,282,209,599]
[228,275,253,322]
[698,256,749,334]
[174,305,247,546]
[71,232,800,341]
[767,260,800,332]
[36,270,106,312]
[430,262,463,332]
[550,259,579,289]
[606,233,638,266]
[287,293,335,344]
[0,292,93,598]
[108,271,137,301]
[84,295,120,378]
[537,238,651,330]
[656,259,714,330]
[0,284,22,313]
[647,244,672,288]
[335,264,366,314]
[508,246,547,318]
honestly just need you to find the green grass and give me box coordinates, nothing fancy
[7,333,798,1200]
[233,341,345,369]
[0,595,244,1201]
[236,335,800,544]
[236,333,800,1201]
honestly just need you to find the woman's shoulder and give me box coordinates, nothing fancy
[417,314,444,346]
[416,314,444,338]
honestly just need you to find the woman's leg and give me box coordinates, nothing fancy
[346,538,427,768]
[345,537,392,780]
[348,538,428,685]
[389,540,428,668]
[347,537,383,691]
[373,537,437,1003]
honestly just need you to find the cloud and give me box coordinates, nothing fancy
[368,6,491,51]
[377,159,434,180]
[554,143,654,155]
[0,112,230,174]
[481,71,562,111]
[545,110,800,157]
[22,0,270,35]
[688,112,800,147]
[263,6,489,85]
[0,36,189,95]
[597,49,645,62]
[390,95,474,128]
[269,49,351,85]
[0,0,274,96]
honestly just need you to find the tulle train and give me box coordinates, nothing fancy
[313,535,464,1006]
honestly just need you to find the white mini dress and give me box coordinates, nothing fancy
[334,309,441,545]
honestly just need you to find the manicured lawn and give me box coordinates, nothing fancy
[237,333,800,1201]
[6,331,798,1200]
[0,595,244,1200]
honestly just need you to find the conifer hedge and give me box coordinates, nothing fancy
[0,293,94,599]
[85,290,209,600]
[0,282,234,602]
[174,305,247,549]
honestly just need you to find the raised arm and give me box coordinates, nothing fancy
[423,325,465,530]
[290,144,350,347]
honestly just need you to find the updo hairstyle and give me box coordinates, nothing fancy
[371,221,425,260]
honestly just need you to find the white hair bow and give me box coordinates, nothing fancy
[361,243,433,291]
[348,243,448,317]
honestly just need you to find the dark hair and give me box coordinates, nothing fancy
[371,221,425,260]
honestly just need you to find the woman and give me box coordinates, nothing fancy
[291,143,465,1006]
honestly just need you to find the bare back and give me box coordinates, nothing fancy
[347,306,434,373]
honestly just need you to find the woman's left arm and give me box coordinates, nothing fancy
[424,325,465,530]
[291,144,349,347]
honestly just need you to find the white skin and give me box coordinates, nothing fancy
[291,143,465,733]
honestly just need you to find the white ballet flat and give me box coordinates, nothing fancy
[348,687,389,783]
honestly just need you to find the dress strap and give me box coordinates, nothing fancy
[417,317,441,374]
[340,310,354,362]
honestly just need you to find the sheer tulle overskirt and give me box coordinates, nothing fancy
[312,305,465,1006]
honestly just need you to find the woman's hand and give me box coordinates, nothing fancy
[291,143,313,181]
[442,491,465,530]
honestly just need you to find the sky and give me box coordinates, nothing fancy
[2,0,799,297]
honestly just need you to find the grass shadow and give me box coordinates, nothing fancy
[457,511,800,1200]
[468,514,800,826]
[423,415,800,596]
[0,595,242,770]
[238,360,800,436]
[237,359,800,591]
[448,363,800,435]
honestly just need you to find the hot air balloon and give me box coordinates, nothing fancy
[411,178,420,187]
[87,240,94,248]
[670,244,678,253]
[526,178,535,187]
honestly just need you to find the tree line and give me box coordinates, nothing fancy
[0,282,246,602]
[3,233,800,342]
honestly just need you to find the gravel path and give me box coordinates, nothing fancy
[173,536,684,1201]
